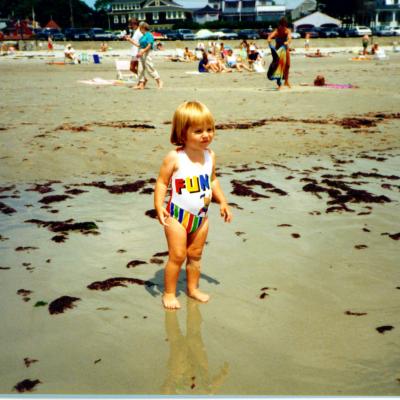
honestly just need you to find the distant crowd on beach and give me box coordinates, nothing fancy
[165,40,264,74]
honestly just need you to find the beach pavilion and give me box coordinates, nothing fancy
[293,11,341,31]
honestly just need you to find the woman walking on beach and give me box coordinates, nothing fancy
[267,16,292,89]
[136,22,163,90]
[124,18,142,76]
[154,101,232,309]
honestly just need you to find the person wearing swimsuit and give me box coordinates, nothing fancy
[267,16,292,89]
[154,101,232,310]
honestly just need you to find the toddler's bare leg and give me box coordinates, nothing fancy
[163,218,187,309]
[186,219,210,303]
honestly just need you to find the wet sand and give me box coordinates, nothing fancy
[0,42,399,395]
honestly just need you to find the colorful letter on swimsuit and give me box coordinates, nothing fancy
[168,149,213,233]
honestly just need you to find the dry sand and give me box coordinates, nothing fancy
[0,41,399,395]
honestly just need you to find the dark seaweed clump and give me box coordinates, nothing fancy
[24,358,38,368]
[153,251,169,257]
[0,201,16,215]
[87,277,155,291]
[381,232,400,241]
[231,179,287,200]
[48,296,81,315]
[15,246,38,252]
[376,325,394,334]
[39,195,72,204]
[145,209,158,219]
[302,177,391,213]
[345,311,367,316]
[14,379,42,393]
[126,260,147,268]
[82,180,147,194]
[25,219,99,243]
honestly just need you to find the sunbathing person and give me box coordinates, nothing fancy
[183,47,196,61]
[225,49,252,72]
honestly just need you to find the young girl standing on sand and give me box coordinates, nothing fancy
[154,101,232,309]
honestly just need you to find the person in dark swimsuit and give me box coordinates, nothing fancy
[267,16,292,88]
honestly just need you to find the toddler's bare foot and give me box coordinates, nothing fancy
[162,293,181,309]
[187,289,210,303]
[284,81,291,88]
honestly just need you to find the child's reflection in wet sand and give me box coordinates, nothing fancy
[161,299,229,394]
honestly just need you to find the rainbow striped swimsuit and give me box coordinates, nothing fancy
[168,149,213,233]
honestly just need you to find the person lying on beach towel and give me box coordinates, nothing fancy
[305,49,329,58]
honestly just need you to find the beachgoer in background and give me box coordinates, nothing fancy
[156,42,164,51]
[47,36,53,51]
[100,42,108,52]
[154,101,232,309]
[225,49,252,72]
[304,33,310,51]
[184,47,196,61]
[64,44,80,64]
[136,21,163,90]
[362,34,369,55]
[267,16,292,89]
[124,19,142,76]
[247,45,261,70]
[198,50,214,72]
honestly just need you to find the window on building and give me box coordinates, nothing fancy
[153,12,159,20]
[121,15,126,23]
[114,15,119,23]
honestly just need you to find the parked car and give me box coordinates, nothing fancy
[238,29,260,40]
[36,28,65,41]
[352,26,372,36]
[64,28,91,41]
[157,29,179,40]
[336,27,354,37]
[88,28,115,40]
[318,27,339,38]
[373,25,394,36]
[176,29,195,40]
[390,26,400,35]
[291,31,301,39]
[216,28,238,40]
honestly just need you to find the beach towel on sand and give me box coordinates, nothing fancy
[267,44,287,86]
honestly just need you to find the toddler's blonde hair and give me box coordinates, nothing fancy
[170,101,215,146]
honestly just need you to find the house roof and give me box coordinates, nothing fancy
[45,19,61,29]
[293,11,341,27]
[194,5,220,15]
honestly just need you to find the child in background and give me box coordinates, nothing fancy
[154,101,232,309]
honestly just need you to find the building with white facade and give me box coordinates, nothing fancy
[109,0,192,27]
[375,0,400,26]
[221,0,285,22]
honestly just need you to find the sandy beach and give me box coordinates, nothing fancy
[0,38,399,395]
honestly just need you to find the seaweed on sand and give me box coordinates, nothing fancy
[48,296,81,315]
[0,201,16,215]
[87,277,155,291]
[82,180,147,194]
[14,379,42,392]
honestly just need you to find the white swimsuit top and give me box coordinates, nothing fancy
[169,149,213,217]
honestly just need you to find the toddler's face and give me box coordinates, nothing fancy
[185,123,214,150]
